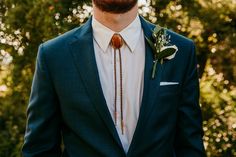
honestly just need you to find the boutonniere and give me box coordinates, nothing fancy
[145,25,178,79]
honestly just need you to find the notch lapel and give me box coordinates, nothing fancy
[139,16,164,123]
[68,18,123,150]
[128,16,163,155]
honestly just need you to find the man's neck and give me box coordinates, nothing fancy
[93,4,138,32]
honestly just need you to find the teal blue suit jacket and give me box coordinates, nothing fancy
[22,16,206,157]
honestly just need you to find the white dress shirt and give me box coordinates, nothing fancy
[92,15,145,153]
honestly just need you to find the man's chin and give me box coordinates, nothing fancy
[93,0,138,14]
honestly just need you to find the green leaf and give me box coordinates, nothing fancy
[153,25,162,34]
[145,36,156,52]
[157,47,176,60]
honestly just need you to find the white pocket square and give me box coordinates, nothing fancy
[160,82,179,86]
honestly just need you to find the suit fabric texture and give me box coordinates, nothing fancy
[22,16,206,157]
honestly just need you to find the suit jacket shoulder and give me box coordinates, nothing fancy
[41,19,91,57]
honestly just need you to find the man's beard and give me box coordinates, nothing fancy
[93,0,138,14]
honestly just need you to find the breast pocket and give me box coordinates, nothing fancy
[151,84,181,119]
[155,84,181,110]
[158,84,180,96]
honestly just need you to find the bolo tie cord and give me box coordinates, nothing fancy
[111,34,124,134]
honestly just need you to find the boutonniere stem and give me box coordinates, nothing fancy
[152,60,158,79]
[145,25,178,79]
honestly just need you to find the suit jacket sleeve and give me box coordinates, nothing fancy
[174,41,206,157]
[22,44,62,157]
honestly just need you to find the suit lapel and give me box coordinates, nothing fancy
[139,16,163,121]
[68,18,123,150]
[128,16,163,155]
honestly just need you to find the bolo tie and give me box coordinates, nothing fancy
[110,33,125,134]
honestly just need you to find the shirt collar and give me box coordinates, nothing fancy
[92,15,142,53]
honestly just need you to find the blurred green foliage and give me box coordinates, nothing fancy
[0,0,235,156]
[201,62,236,156]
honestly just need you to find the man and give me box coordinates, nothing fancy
[22,0,206,156]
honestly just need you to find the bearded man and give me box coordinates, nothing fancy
[22,0,206,156]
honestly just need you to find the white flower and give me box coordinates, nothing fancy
[160,45,178,60]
